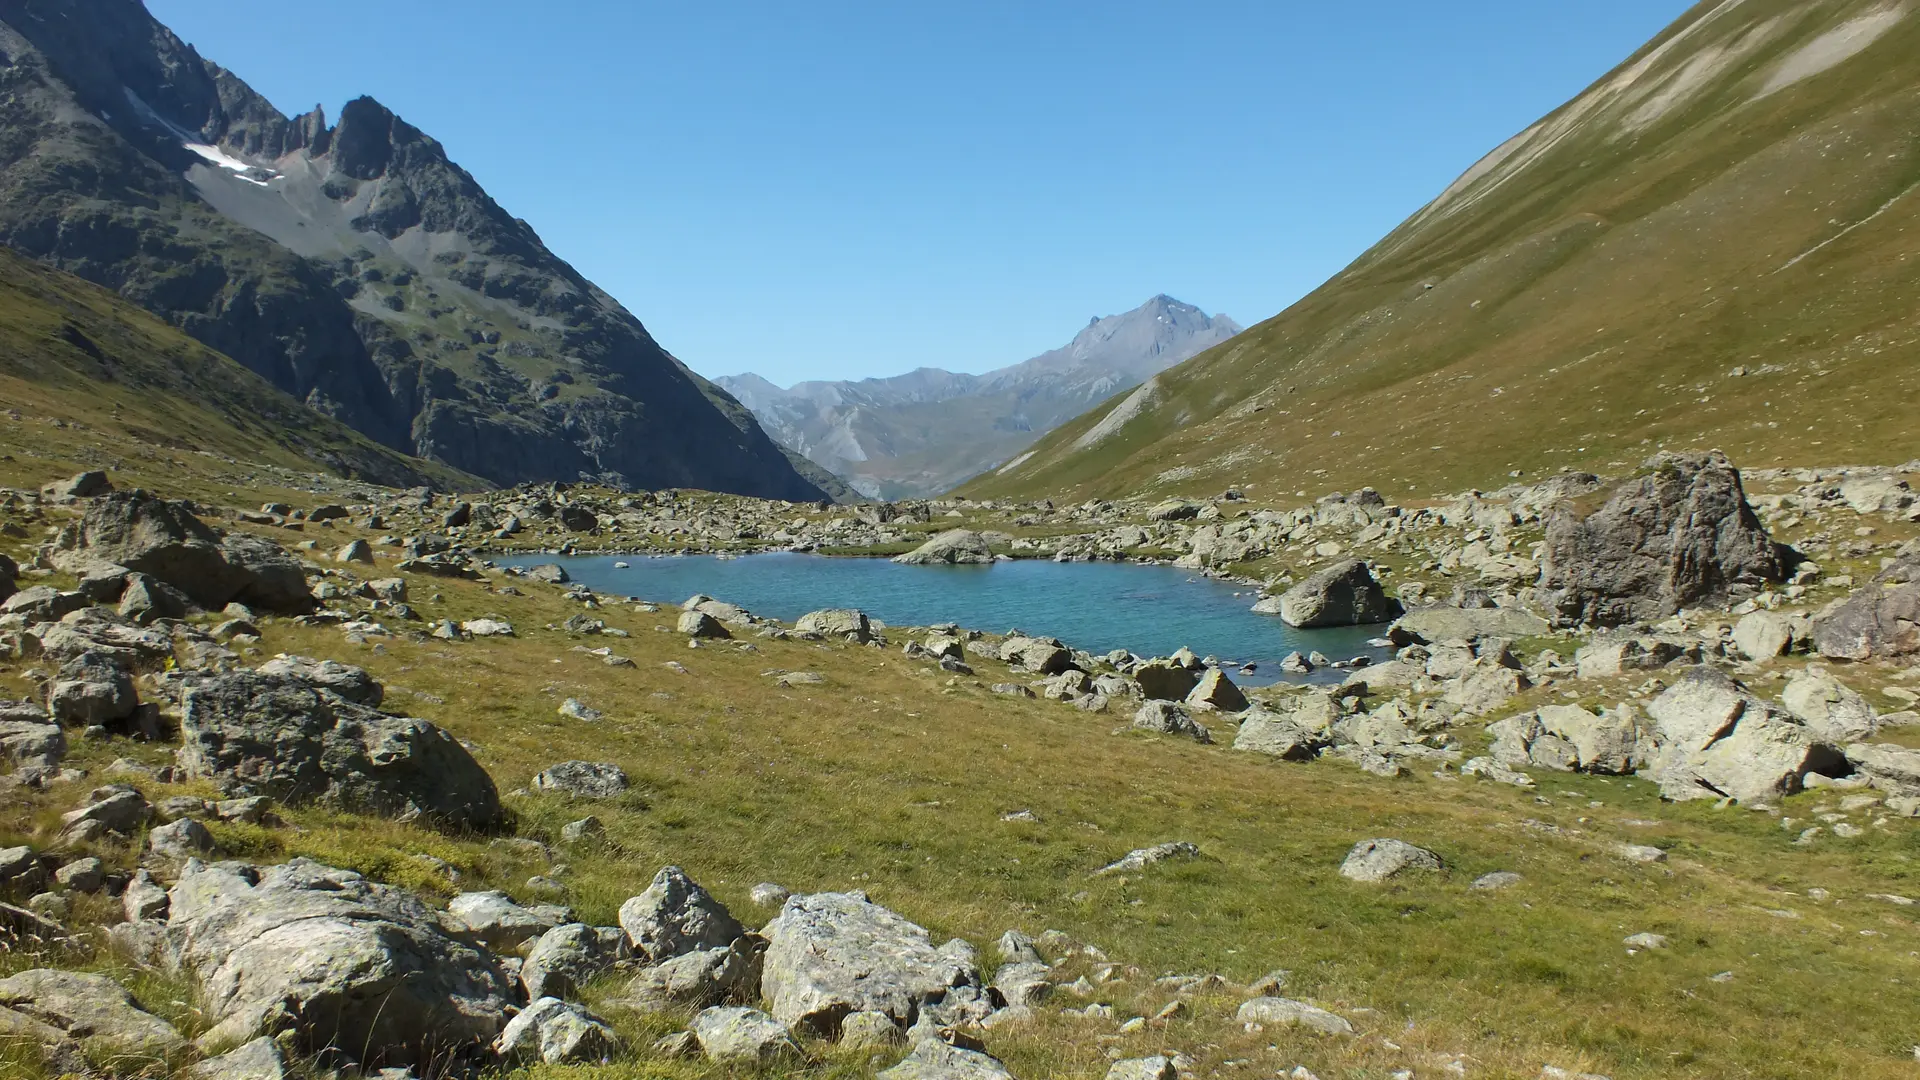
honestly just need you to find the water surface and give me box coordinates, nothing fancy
[494,552,1389,685]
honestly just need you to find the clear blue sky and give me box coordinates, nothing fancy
[149,0,1692,386]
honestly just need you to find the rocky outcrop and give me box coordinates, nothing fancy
[164,859,516,1065]
[759,891,981,1035]
[893,530,996,566]
[1811,555,1920,661]
[177,672,502,828]
[0,969,186,1063]
[1268,560,1402,628]
[1540,452,1785,627]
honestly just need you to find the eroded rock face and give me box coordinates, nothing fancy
[759,891,980,1035]
[178,672,501,828]
[1644,667,1845,804]
[163,859,515,1065]
[1273,560,1402,629]
[1541,452,1785,628]
[1811,556,1920,661]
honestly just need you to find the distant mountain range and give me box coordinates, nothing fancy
[965,0,1920,502]
[0,0,826,500]
[717,295,1241,499]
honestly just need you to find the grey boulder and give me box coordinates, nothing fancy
[530,761,631,799]
[190,1035,289,1080]
[1236,995,1354,1035]
[796,608,873,643]
[254,656,384,707]
[54,490,315,613]
[893,530,995,566]
[178,672,501,828]
[1339,839,1442,883]
[625,937,761,1010]
[1540,451,1783,628]
[45,651,138,727]
[1132,700,1211,743]
[0,701,65,771]
[1812,555,1920,660]
[165,858,515,1065]
[521,923,629,1001]
[1488,705,1643,775]
[1271,560,1402,629]
[0,968,186,1062]
[1644,667,1845,803]
[690,1005,801,1063]
[494,996,618,1065]
[619,865,743,962]
[447,890,568,949]
[759,891,981,1035]
[880,1038,1019,1080]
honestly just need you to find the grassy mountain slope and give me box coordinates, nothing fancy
[0,245,478,494]
[964,0,1920,503]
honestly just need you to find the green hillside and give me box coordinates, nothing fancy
[964,0,1920,503]
[0,245,479,496]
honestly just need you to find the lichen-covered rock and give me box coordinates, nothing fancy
[165,859,515,1065]
[0,701,65,771]
[1488,705,1643,775]
[690,1005,801,1063]
[760,891,981,1035]
[522,923,629,1001]
[254,656,384,707]
[0,968,186,1061]
[1338,839,1441,883]
[624,937,760,1010]
[1236,996,1353,1035]
[1541,451,1784,628]
[531,761,631,799]
[178,672,501,828]
[54,490,315,613]
[618,866,743,962]
[45,651,138,727]
[494,996,619,1065]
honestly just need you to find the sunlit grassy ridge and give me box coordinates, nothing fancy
[964,0,1920,504]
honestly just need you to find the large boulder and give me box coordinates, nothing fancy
[893,530,995,566]
[447,891,568,949]
[163,859,516,1065]
[1643,667,1845,803]
[177,672,502,828]
[1540,452,1784,627]
[998,636,1073,676]
[0,968,186,1063]
[797,609,874,643]
[1270,560,1402,628]
[618,866,744,962]
[625,938,761,1010]
[759,891,981,1035]
[1811,556,1920,661]
[1781,669,1878,743]
[54,491,315,613]
[46,651,134,732]
[1131,659,1199,701]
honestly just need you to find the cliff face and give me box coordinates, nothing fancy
[0,0,826,500]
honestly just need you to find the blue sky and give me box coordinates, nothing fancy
[150,1,1692,385]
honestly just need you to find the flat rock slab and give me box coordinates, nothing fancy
[1339,838,1442,883]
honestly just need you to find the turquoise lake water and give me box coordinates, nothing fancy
[492,552,1389,684]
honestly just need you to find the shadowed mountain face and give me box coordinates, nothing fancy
[964,0,1920,503]
[717,295,1241,499]
[0,0,826,500]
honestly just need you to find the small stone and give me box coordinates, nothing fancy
[1623,932,1669,951]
